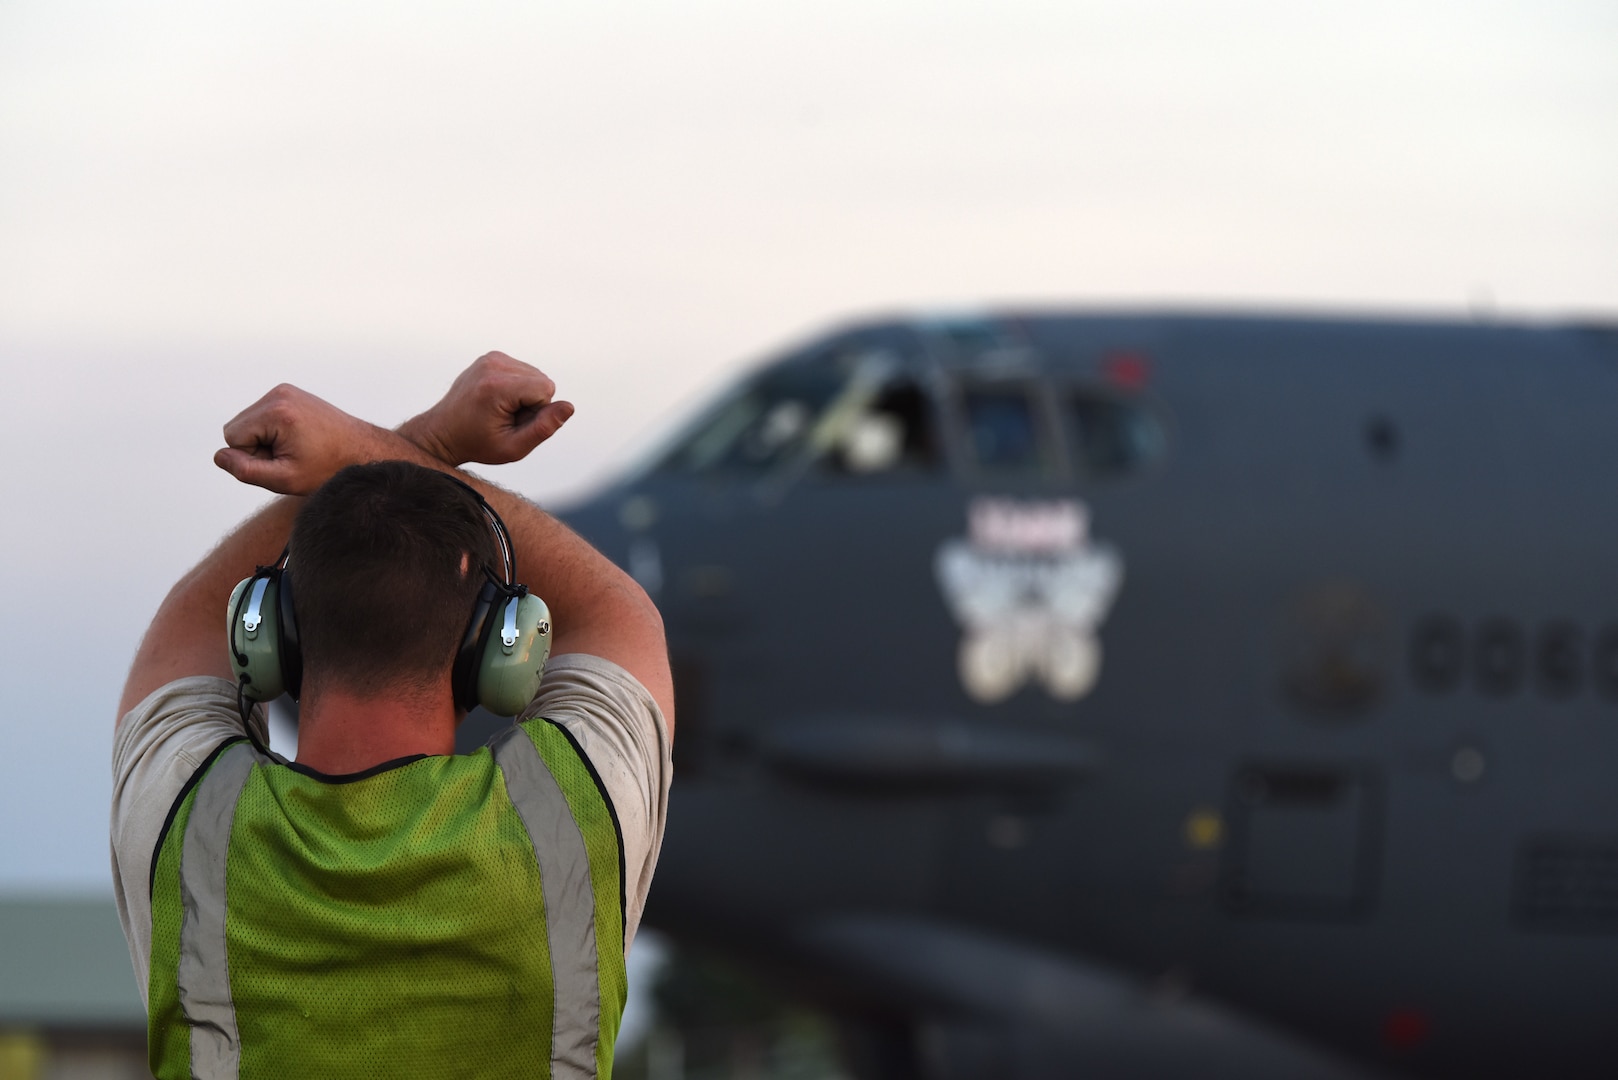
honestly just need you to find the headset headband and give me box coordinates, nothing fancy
[442,474,517,585]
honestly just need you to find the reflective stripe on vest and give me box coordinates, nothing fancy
[177,741,256,1080]
[491,725,600,1080]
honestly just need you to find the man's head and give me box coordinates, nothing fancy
[289,461,497,700]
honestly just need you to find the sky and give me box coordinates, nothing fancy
[0,0,1614,893]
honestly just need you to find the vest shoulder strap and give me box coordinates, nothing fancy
[493,717,628,1077]
[148,738,264,1079]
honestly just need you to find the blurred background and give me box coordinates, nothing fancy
[0,0,1613,1076]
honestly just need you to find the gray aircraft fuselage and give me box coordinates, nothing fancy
[544,312,1618,1079]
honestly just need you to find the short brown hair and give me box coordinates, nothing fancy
[289,461,497,697]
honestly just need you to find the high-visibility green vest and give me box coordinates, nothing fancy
[146,718,627,1080]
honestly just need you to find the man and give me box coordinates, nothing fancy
[110,353,673,1079]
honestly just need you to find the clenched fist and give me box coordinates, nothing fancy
[399,352,574,467]
[214,384,394,495]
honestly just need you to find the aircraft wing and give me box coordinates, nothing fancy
[758,715,1101,790]
[794,915,1388,1080]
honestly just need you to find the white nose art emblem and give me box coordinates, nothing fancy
[935,498,1124,704]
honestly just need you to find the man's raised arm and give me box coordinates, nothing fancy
[395,354,673,730]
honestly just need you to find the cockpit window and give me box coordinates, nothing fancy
[1065,391,1165,477]
[962,387,1045,472]
[659,366,846,474]
[825,383,939,475]
[654,342,944,481]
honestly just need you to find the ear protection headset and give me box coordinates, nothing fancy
[227,480,552,718]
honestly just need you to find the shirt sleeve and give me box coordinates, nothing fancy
[519,654,672,955]
[109,676,267,1004]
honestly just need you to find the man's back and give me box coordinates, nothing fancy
[146,718,626,1080]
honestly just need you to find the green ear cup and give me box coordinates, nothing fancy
[477,592,553,717]
[228,575,287,702]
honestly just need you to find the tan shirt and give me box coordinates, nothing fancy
[109,654,672,1004]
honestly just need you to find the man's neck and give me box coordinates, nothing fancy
[294,678,459,775]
